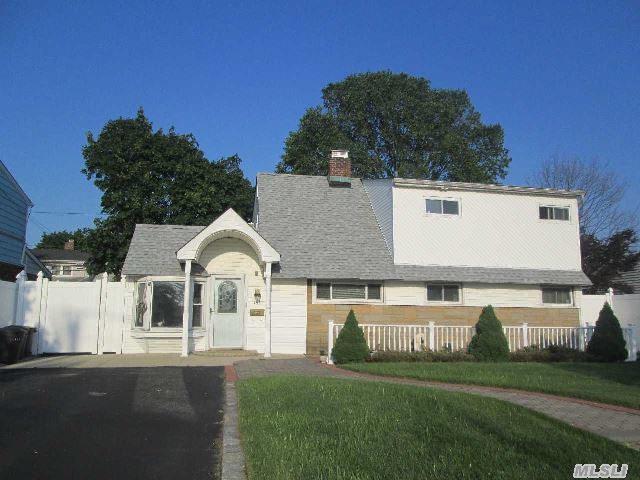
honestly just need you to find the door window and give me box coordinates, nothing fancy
[218,281,237,313]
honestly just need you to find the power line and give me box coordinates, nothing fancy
[32,211,104,216]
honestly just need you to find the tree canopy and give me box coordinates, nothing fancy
[277,71,511,182]
[82,108,254,276]
[35,228,92,251]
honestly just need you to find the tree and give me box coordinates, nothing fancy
[277,71,511,182]
[331,310,369,364]
[468,305,510,361]
[529,156,637,239]
[82,108,254,276]
[35,228,92,250]
[581,229,640,293]
[529,156,640,292]
[587,302,627,362]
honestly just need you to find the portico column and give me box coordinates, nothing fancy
[181,259,192,357]
[264,262,272,358]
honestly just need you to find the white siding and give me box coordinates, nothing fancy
[384,281,425,305]
[392,185,582,270]
[270,278,307,354]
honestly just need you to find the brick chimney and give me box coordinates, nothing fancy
[64,239,75,251]
[328,149,351,186]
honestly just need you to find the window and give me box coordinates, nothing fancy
[151,282,184,327]
[192,283,203,327]
[49,265,61,275]
[62,266,72,276]
[539,206,569,221]
[218,280,237,313]
[542,287,572,305]
[315,282,383,302]
[426,198,459,215]
[135,282,149,327]
[426,284,460,303]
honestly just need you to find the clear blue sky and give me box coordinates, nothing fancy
[1,1,638,246]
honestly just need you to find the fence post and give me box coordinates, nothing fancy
[37,274,49,355]
[327,320,334,364]
[428,321,435,351]
[606,287,614,309]
[14,270,27,326]
[628,324,637,362]
[522,322,529,349]
[96,273,109,355]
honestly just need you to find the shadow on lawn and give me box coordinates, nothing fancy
[545,361,640,387]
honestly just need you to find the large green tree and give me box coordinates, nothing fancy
[35,228,92,251]
[277,71,511,182]
[82,108,254,276]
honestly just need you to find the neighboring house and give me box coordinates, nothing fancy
[32,240,91,281]
[0,160,51,281]
[617,263,640,294]
[121,150,590,356]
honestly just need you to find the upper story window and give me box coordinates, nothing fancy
[426,198,459,215]
[315,282,382,302]
[541,287,573,305]
[426,283,461,303]
[539,205,569,221]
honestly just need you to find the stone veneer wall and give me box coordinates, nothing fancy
[305,282,580,354]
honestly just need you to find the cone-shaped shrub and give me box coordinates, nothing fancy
[332,310,369,364]
[587,302,627,362]
[468,305,510,361]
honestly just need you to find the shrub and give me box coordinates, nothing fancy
[510,345,590,362]
[368,350,476,363]
[587,302,628,362]
[467,305,510,361]
[332,310,369,364]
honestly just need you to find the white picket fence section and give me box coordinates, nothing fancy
[327,321,638,363]
[9,271,126,355]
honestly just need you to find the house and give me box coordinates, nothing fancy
[0,160,51,281]
[32,240,91,281]
[617,263,640,294]
[121,150,590,356]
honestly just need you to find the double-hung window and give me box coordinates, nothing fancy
[539,205,570,221]
[135,280,205,329]
[541,287,572,305]
[426,198,459,215]
[426,283,461,303]
[315,282,383,302]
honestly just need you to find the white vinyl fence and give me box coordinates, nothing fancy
[9,271,126,355]
[0,279,17,328]
[327,321,638,363]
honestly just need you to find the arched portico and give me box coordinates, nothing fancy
[176,209,280,357]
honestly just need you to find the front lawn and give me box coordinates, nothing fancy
[237,376,639,479]
[342,362,640,408]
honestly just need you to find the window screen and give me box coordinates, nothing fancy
[426,199,443,214]
[332,284,366,300]
[316,283,331,300]
[427,284,460,303]
[540,206,569,221]
[368,284,382,300]
[442,200,459,215]
[426,199,459,215]
[542,287,572,304]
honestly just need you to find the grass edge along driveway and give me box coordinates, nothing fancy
[237,376,639,480]
[339,362,640,409]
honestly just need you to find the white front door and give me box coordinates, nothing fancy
[212,277,244,348]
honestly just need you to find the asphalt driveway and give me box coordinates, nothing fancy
[0,367,224,479]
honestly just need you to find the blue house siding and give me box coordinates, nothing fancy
[0,161,32,269]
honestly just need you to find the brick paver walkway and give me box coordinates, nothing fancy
[234,357,640,449]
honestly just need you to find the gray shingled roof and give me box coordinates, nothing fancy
[121,173,591,286]
[122,224,205,276]
[32,248,90,262]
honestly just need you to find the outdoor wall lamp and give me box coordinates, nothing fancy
[254,288,261,304]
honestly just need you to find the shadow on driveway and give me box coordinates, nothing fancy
[0,367,224,479]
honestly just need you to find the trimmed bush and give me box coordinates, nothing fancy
[368,350,476,363]
[587,302,628,362]
[468,305,510,361]
[332,310,369,364]
[510,345,590,363]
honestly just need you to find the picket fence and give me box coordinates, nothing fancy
[327,321,638,363]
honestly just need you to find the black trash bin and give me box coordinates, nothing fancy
[13,326,36,357]
[0,326,28,364]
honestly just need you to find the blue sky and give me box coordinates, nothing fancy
[1,1,638,246]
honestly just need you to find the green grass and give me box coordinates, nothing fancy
[341,362,640,408]
[237,376,639,480]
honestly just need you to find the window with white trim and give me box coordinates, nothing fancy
[426,283,461,303]
[426,198,459,215]
[315,282,382,302]
[539,205,569,221]
[134,280,205,329]
[541,287,572,305]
